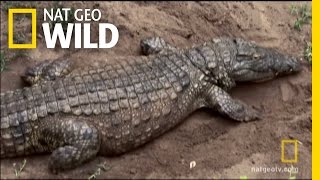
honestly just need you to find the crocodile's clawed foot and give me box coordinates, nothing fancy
[140,36,177,55]
[220,99,262,122]
[241,104,261,122]
[21,58,73,86]
[48,146,84,174]
[206,85,262,122]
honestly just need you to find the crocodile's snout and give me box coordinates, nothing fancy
[231,39,302,82]
[279,55,301,74]
[232,52,302,82]
[261,53,302,79]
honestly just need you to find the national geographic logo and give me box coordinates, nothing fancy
[8,8,119,49]
[8,9,37,48]
[281,139,299,163]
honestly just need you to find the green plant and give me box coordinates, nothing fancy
[289,4,299,15]
[0,51,8,72]
[13,159,27,177]
[88,162,112,180]
[288,164,298,179]
[304,42,312,64]
[240,175,248,179]
[290,3,311,31]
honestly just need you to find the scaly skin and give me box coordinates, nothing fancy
[0,37,301,173]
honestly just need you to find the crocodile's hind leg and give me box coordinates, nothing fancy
[21,58,74,86]
[38,118,100,173]
[140,36,178,55]
[205,85,261,122]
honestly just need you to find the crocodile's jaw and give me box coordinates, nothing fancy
[230,39,302,82]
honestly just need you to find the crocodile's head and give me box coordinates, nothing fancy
[230,38,301,82]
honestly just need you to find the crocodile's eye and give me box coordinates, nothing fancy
[253,53,260,60]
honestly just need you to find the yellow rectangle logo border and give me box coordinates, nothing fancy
[313,0,318,179]
[281,139,298,163]
[8,8,37,49]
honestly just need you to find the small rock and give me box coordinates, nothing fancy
[280,83,294,102]
[288,134,295,139]
[305,97,312,103]
[190,161,196,169]
[180,159,185,164]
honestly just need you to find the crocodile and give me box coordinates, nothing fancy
[0,37,301,173]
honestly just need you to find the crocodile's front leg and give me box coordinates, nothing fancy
[140,36,178,55]
[39,118,100,173]
[21,58,74,85]
[205,85,260,122]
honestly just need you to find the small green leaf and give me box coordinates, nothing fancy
[240,175,248,180]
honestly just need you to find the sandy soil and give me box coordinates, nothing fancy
[0,1,311,179]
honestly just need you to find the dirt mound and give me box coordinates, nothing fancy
[0,1,311,179]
